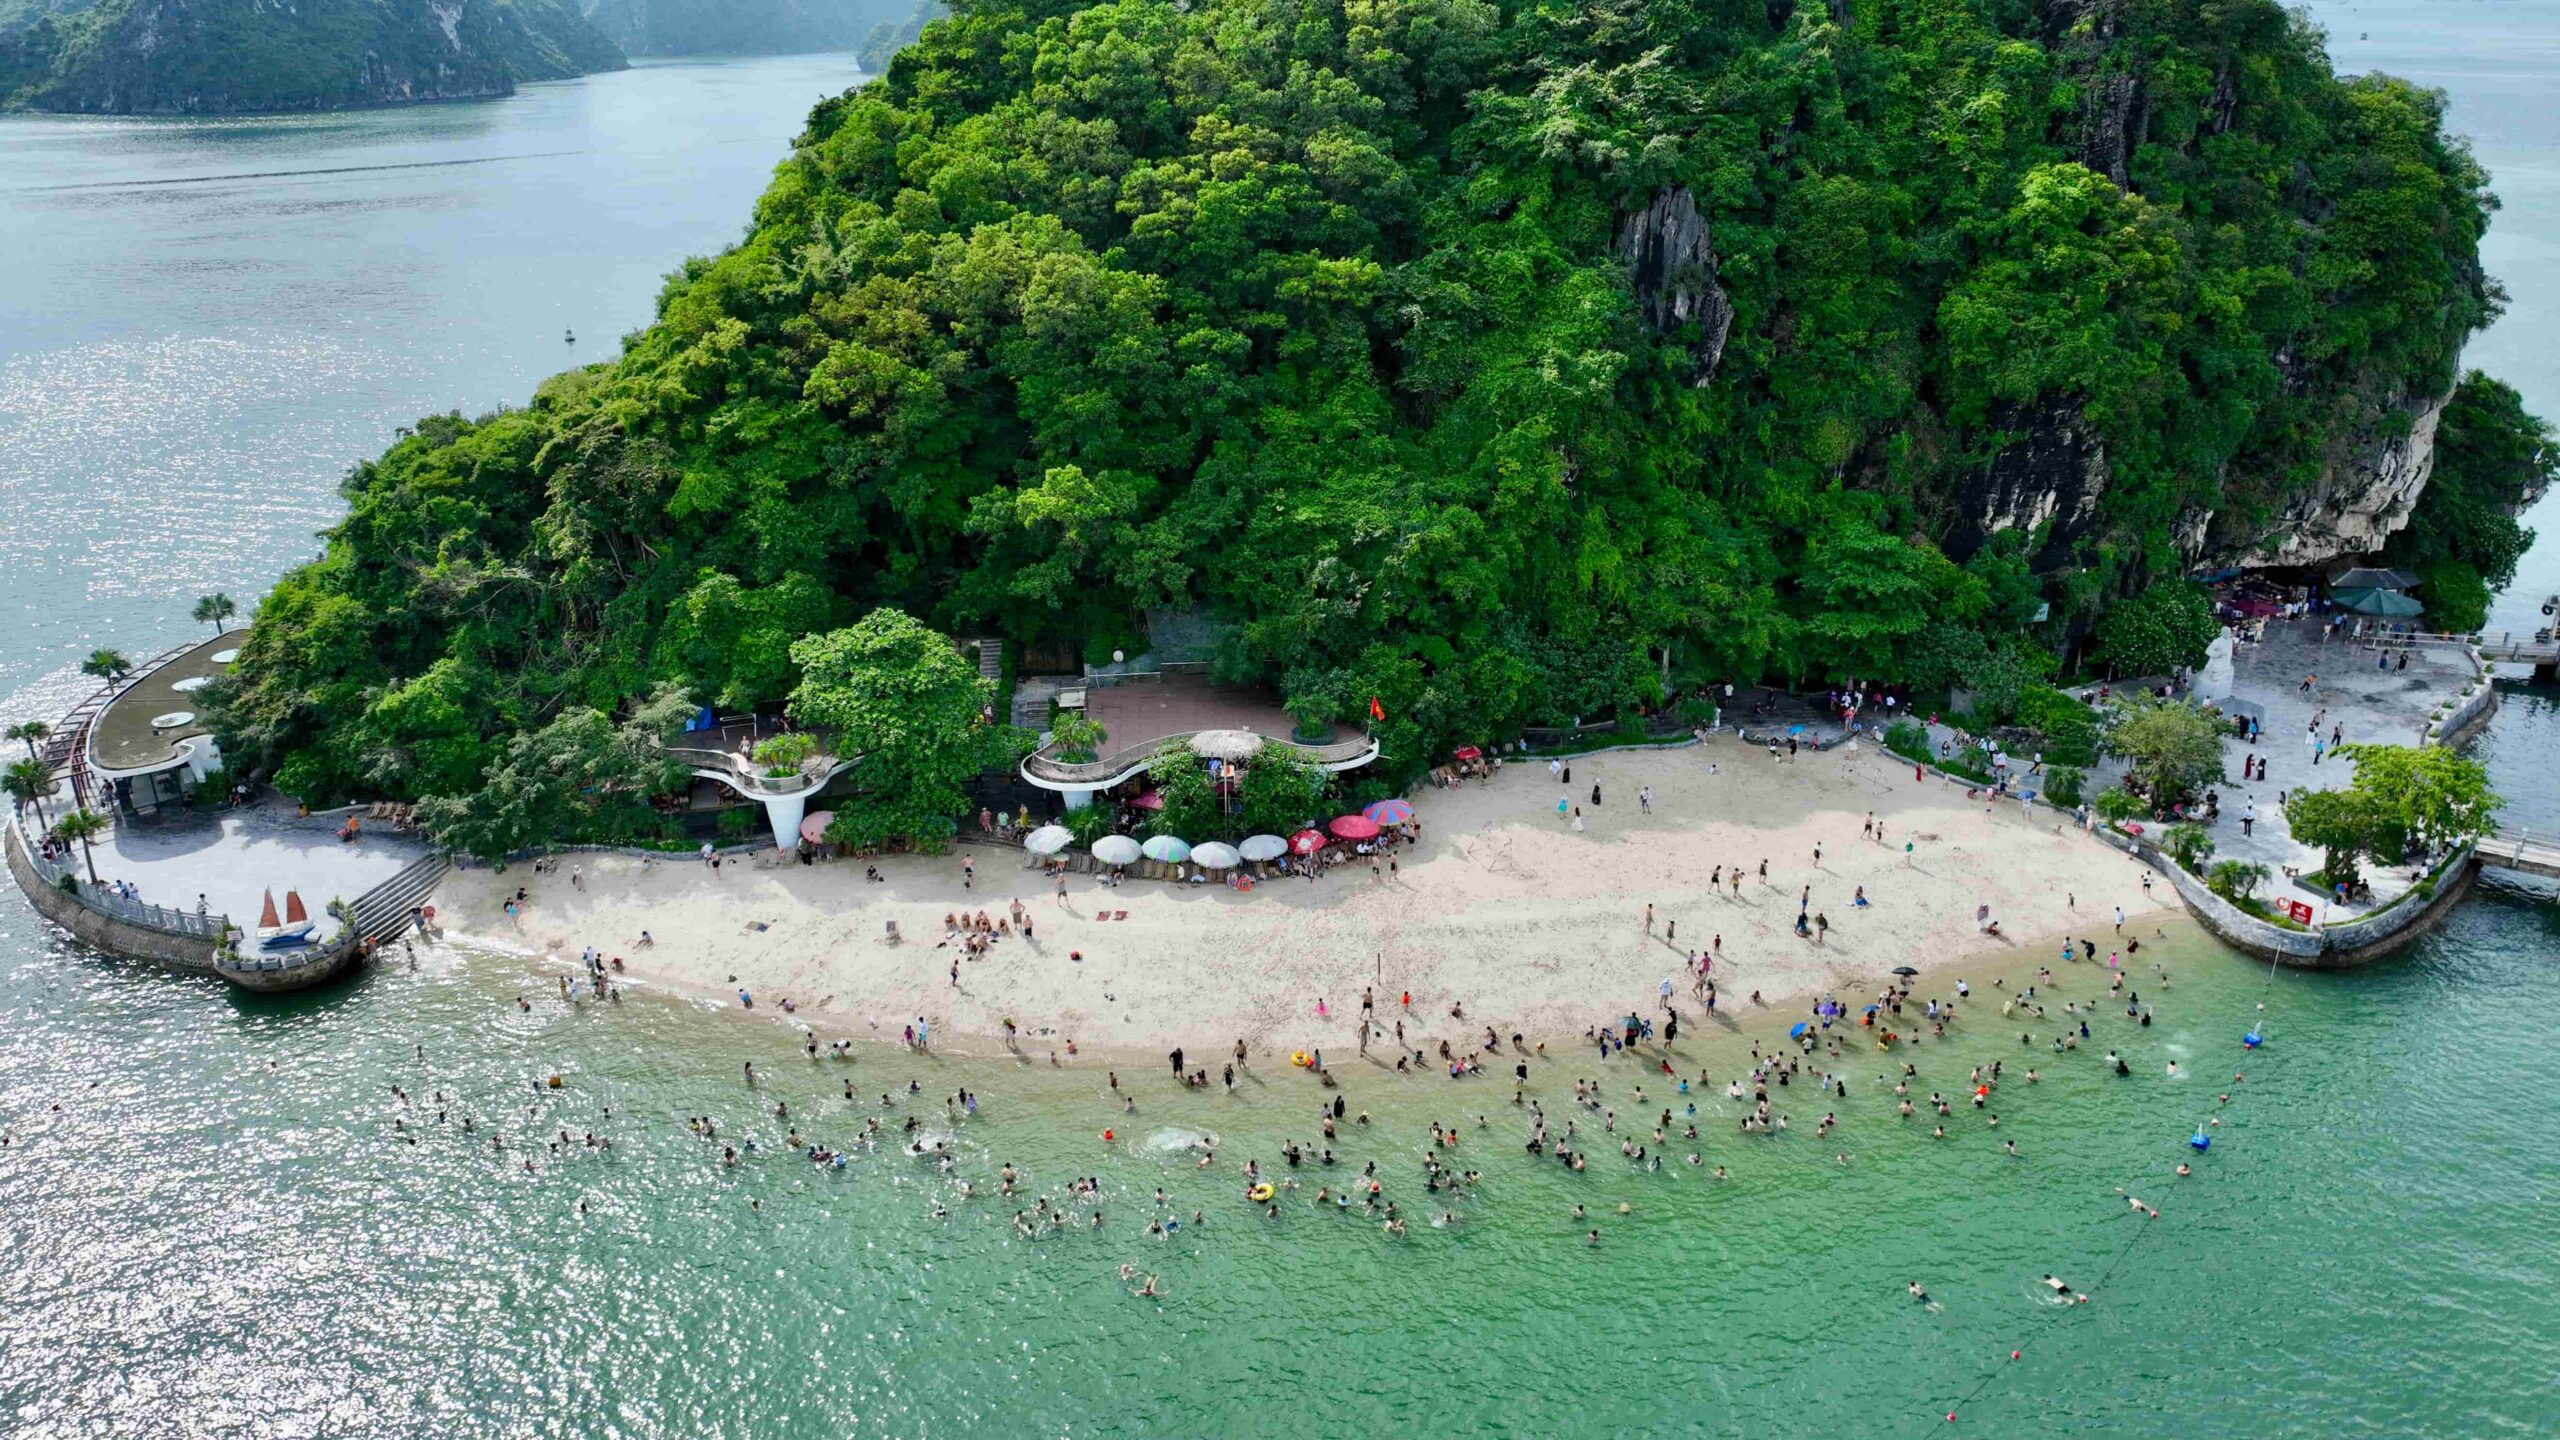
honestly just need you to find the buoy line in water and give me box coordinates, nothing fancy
[1920,962,2294,1428]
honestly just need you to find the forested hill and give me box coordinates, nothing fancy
[0,0,625,114]
[580,0,910,56]
[212,0,2550,812]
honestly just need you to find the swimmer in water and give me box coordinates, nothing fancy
[1132,1274,1163,1298]
[2043,1274,2090,1304]
[1909,1280,1929,1303]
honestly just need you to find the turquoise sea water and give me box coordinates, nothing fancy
[3,18,2560,1438]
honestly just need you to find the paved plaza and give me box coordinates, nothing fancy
[92,807,426,939]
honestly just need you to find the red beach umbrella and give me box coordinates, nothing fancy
[1127,791,1165,810]
[1328,815,1380,841]
[1452,745,1483,762]
[1288,829,1327,855]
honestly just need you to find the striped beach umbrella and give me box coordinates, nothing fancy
[1361,799,1414,825]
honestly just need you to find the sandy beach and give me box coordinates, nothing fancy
[434,737,2178,1058]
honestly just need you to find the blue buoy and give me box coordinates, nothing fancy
[2189,1130,2212,1152]
[2243,1031,2263,1049]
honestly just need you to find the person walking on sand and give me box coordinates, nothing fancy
[1639,786,1653,815]
[1572,807,1585,833]
[1591,782,1603,807]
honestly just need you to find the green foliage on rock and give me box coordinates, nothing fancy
[202,0,2534,844]
[2386,372,2553,625]
[1,0,625,114]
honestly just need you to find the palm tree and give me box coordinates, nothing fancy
[4,757,55,827]
[79,650,132,685]
[49,807,107,885]
[4,720,48,760]
[191,593,237,634]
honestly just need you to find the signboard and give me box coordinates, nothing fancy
[2286,900,2316,925]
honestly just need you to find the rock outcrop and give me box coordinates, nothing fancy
[1946,381,2458,575]
[1618,186,1735,388]
[1941,395,2111,569]
[2207,387,2450,569]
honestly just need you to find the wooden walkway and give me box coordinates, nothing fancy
[2481,829,2560,880]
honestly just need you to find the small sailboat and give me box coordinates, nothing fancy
[257,888,317,948]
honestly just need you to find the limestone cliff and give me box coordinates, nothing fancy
[0,0,625,114]
[2205,386,2450,569]
[1618,185,1734,388]
[1946,380,2456,573]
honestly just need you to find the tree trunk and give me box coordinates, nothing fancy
[79,837,98,885]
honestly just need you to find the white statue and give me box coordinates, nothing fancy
[2192,626,2236,706]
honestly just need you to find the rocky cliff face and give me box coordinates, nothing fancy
[1,0,624,114]
[2204,386,2450,569]
[1944,381,2456,573]
[1943,396,2111,570]
[1618,185,1734,388]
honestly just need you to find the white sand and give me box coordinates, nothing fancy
[435,738,2175,1058]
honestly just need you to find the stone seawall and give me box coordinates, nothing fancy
[5,821,223,974]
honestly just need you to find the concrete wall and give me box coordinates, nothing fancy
[2093,819,2476,968]
[5,820,223,974]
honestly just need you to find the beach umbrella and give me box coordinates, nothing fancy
[1239,834,1290,862]
[1188,729,1266,761]
[1141,835,1192,864]
[2334,586,2424,618]
[1288,829,1327,856]
[1891,965,1919,977]
[799,811,835,846]
[1452,745,1483,762]
[1091,835,1141,866]
[1789,1022,1810,1039]
[1127,791,1165,811]
[1191,841,1242,870]
[1328,814,1381,841]
[1361,799,1414,825]
[1024,824,1074,856]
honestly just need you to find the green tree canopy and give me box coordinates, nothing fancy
[2096,584,2219,678]
[2100,694,2225,807]
[787,609,1018,849]
[195,0,2532,835]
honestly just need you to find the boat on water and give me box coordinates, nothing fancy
[256,889,317,948]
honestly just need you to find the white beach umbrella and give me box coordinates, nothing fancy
[1024,824,1074,855]
[1091,835,1142,866]
[1190,841,1242,870]
[1140,835,1193,863]
[1188,729,1266,761]
[1238,834,1289,862]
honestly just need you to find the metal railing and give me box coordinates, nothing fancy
[10,815,232,940]
[1024,730,1377,786]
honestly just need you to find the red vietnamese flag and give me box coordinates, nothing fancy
[1368,696,1385,721]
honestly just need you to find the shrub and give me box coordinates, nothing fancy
[2095,788,2147,823]
[2164,823,2215,872]
[1064,805,1117,844]
[2207,859,2269,903]
[1882,721,1931,765]
[2044,766,2084,808]
[1677,697,1719,726]
[717,807,758,838]
[750,732,818,777]
[1048,710,1107,763]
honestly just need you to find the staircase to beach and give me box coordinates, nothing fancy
[337,852,452,948]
